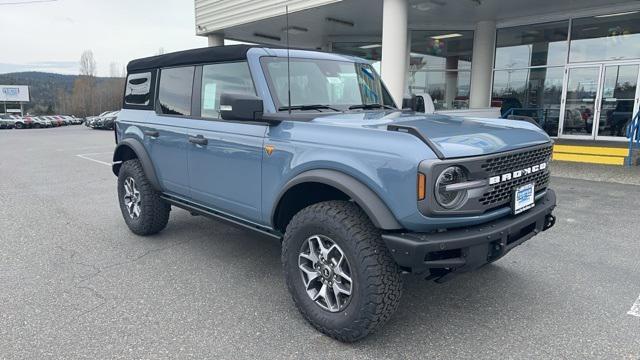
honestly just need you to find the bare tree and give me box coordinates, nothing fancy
[79,50,97,77]
[157,47,165,55]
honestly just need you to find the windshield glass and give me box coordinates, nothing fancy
[261,57,395,110]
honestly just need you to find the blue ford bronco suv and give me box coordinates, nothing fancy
[113,45,556,342]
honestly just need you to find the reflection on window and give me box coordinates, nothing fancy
[570,12,640,62]
[409,70,470,110]
[201,62,255,119]
[598,64,639,137]
[411,31,473,70]
[492,67,564,136]
[409,30,473,110]
[495,21,569,69]
[262,57,389,109]
[332,42,382,61]
[124,72,152,106]
[158,67,194,116]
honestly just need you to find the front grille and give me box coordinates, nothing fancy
[478,145,553,208]
[480,146,553,175]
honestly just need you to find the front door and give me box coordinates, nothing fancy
[559,63,640,140]
[186,61,266,224]
[559,65,601,139]
[595,64,640,140]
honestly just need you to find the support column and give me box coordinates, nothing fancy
[381,0,409,106]
[207,33,225,47]
[469,20,496,109]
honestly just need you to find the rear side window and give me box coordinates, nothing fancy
[158,66,194,116]
[200,62,256,119]
[124,72,153,106]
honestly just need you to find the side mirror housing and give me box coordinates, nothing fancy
[219,93,265,122]
[402,95,418,111]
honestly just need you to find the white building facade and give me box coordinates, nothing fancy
[195,0,640,143]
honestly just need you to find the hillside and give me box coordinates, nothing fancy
[0,72,123,115]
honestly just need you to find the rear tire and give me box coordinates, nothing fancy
[282,200,403,342]
[117,159,170,235]
[15,122,24,129]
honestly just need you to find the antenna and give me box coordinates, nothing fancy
[286,5,292,115]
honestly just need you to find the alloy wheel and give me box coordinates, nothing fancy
[298,235,353,312]
[123,177,141,219]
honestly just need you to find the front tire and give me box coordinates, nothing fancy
[117,159,170,235]
[282,201,403,342]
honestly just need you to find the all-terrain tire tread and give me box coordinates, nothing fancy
[118,159,170,236]
[282,200,402,342]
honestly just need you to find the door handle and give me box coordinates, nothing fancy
[144,130,159,137]
[188,135,208,146]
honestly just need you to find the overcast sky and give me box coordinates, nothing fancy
[0,0,208,76]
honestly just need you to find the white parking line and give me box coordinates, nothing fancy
[628,294,640,317]
[76,153,112,167]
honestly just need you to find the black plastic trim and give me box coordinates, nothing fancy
[161,194,282,239]
[272,169,402,230]
[387,124,445,159]
[111,138,162,191]
[382,189,556,274]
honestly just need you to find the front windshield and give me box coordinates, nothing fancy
[261,57,395,111]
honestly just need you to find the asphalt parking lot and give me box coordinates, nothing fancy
[1,126,639,359]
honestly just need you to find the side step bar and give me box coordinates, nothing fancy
[160,194,283,240]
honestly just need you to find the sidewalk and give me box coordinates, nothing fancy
[550,161,640,186]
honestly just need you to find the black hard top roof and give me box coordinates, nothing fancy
[126,44,260,72]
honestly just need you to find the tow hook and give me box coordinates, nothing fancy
[543,214,556,231]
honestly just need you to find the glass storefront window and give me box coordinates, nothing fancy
[332,42,382,61]
[409,30,473,109]
[409,70,471,110]
[570,12,640,63]
[492,67,564,136]
[495,21,569,69]
[410,30,473,70]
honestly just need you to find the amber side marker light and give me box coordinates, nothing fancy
[417,173,426,200]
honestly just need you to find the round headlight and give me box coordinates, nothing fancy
[435,166,468,209]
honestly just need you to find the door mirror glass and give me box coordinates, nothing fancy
[402,95,418,111]
[219,93,264,122]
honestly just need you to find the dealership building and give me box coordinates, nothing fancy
[195,0,640,162]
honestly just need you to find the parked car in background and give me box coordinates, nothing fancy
[101,111,119,130]
[13,115,32,129]
[44,116,62,127]
[0,115,16,129]
[33,116,52,128]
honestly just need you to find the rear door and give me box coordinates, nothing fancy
[145,66,194,197]
[185,62,266,223]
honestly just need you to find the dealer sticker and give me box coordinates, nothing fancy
[513,183,535,215]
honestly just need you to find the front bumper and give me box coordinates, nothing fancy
[382,189,556,275]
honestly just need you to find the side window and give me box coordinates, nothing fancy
[158,66,194,116]
[124,72,153,106]
[201,62,256,118]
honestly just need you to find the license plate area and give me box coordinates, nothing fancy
[512,183,535,215]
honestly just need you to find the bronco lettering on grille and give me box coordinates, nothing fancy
[488,162,547,185]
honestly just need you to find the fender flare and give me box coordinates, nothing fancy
[112,138,162,191]
[272,169,402,230]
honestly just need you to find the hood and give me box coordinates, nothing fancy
[311,111,551,158]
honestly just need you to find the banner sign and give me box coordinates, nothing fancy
[0,85,30,102]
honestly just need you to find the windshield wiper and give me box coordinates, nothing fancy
[348,104,396,110]
[278,104,340,112]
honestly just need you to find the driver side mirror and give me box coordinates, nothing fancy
[402,95,418,111]
[219,93,265,122]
